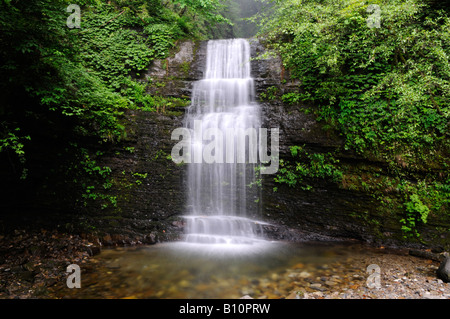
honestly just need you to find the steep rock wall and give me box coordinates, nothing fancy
[250,39,449,249]
[85,39,449,249]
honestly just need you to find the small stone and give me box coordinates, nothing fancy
[312,291,323,298]
[102,234,112,244]
[298,271,311,278]
[22,262,35,272]
[251,279,260,285]
[178,280,190,288]
[286,292,299,299]
[241,288,254,295]
[423,292,441,299]
[240,295,253,299]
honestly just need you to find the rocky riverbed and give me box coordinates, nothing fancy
[0,229,448,299]
[278,246,450,300]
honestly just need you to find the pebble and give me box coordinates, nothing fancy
[286,292,299,299]
[298,271,311,278]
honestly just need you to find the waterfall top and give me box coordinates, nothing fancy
[205,39,251,79]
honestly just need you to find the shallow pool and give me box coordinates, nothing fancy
[54,240,390,299]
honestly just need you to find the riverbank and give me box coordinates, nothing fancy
[278,245,450,299]
[0,229,98,299]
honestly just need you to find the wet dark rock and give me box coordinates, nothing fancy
[251,279,260,285]
[143,233,158,245]
[437,257,450,283]
[11,265,24,273]
[146,40,205,98]
[17,270,35,282]
[27,245,45,257]
[86,246,101,257]
[22,262,36,272]
[172,220,185,229]
[310,285,326,292]
[409,249,442,262]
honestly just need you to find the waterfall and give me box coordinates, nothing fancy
[183,39,269,246]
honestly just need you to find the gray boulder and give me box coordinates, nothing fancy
[437,257,450,283]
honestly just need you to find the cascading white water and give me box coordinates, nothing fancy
[183,39,270,247]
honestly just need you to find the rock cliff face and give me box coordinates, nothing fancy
[88,109,187,244]
[79,41,205,245]
[249,39,385,242]
[88,39,448,249]
[249,39,449,249]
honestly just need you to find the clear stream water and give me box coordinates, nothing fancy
[51,241,444,299]
[57,241,384,299]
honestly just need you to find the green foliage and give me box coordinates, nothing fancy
[79,9,153,88]
[259,0,450,239]
[258,0,450,167]
[398,179,450,238]
[259,86,279,101]
[281,92,303,105]
[144,24,180,59]
[172,0,231,24]
[0,0,232,212]
[71,149,117,210]
[132,172,148,186]
[401,193,430,237]
[0,126,30,179]
[275,146,343,190]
